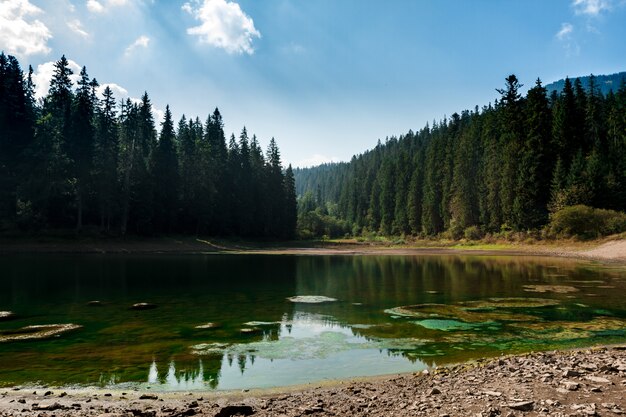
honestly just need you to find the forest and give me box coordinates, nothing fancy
[0,53,297,238]
[295,74,626,239]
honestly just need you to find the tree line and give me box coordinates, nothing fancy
[0,53,297,238]
[295,75,626,238]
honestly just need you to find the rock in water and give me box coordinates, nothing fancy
[0,311,16,321]
[286,295,338,303]
[195,322,220,329]
[131,303,158,310]
[0,324,82,342]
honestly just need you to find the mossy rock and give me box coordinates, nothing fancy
[0,324,82,342]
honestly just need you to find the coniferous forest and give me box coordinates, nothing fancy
[295,74,626,238]
[0,54,297,238]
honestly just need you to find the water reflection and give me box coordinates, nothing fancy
[145,311,429,390]
[0,254,624,390]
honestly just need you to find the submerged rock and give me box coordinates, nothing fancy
[130,303,158,310]
[0,323,82,342]
[190,342,230,355]
[243,321,280,326]
[194,322,220,329]
[287,295,338,303]
[0,311,16,321]
[523,285,579,294]
[240,327,262,335]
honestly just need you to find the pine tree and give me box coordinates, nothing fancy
[93,86,118,231]
[69,66,96,231]
[151,105,179,233]
[513,78,551,229]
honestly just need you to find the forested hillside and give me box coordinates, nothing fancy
[0,53,297,238]
[545,72,626,97]
[295,74,626,238]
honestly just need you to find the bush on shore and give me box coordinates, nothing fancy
[547,205,626,239]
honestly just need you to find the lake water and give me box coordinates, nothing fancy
[0,254,625,390]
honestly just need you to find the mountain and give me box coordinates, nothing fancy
[544,72,626,96]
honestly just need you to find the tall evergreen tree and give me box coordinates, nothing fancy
[151,105,179,233]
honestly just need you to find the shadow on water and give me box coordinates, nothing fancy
[0,254,624,390]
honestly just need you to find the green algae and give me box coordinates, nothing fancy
[413,319,495,332]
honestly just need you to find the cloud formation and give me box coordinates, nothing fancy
[67,19,90,38]
[183,0,261,54]
[87,0,105,13]
[97,83,129,99]
[572,0,612,16]
[87,0,131,14]
[0,0,52,57]
[556,22,574,40]
[124,35,150,56]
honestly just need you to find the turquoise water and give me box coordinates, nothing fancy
[0,254,624,390]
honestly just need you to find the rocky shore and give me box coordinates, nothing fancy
[1,345,625,417]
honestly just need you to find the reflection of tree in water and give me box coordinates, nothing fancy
[146,359,220,389]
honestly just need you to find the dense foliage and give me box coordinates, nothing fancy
[295,74,626,237]
[0,53,297,238]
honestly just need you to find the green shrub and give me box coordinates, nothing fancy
[548,205,626,239]
[464,226,483,240]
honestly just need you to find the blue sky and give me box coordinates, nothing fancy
[2,0,626,167]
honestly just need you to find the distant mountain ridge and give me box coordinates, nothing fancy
[544,71,626,96]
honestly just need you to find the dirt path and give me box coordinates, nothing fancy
[1,346,625,416]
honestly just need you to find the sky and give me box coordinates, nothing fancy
[1,0,626,167]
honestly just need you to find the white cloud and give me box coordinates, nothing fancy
[86,0,104,13]
[0,0,52,57]
[556,22,574,40]
[183,0,261,54]
[555,23,580,57]
[87,0,131,13]
[572,0,612,16]
[97,83,129,99]
[296,154,338,168]
[124,35,150,56]
[67,19,89,38]
[32,59,82,100]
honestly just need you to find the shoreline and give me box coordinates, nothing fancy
[0,236,625,264]
[1,345,625,416]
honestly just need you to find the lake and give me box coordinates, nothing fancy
[0,253,625,391]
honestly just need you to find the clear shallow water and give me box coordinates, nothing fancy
[0,254,625,390]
